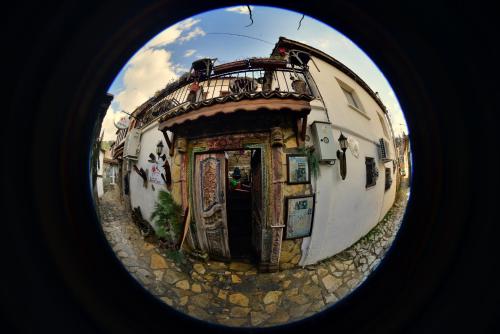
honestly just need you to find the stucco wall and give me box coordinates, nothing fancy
[299,56,398,265]
[129,124,173,230]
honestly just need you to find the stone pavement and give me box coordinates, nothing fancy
[98,185,409,327]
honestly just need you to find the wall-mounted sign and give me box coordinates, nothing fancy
[114,114,130,129]
[284,195,315,239]
[287,154,311,184]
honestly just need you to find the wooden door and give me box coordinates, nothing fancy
[250,149,263,259]
[193,153,230,260]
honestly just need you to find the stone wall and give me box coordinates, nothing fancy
[279,239,302,269]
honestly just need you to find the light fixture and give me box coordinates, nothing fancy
[336,132,348,180]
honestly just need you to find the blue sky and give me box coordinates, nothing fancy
[102,5,408,140]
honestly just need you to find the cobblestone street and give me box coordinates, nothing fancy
[98,185,409,327]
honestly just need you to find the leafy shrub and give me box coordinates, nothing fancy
[150,190,183,249]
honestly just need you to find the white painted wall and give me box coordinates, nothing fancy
[97,150,104,198]
[300,56,398,265]
[128,123,173,230]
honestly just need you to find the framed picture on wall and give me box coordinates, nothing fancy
[286,154,311,184]
[284,195,315,239]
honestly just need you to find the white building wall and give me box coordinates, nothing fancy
[300,56,397,265]
[96,150,104,198]
[128,123,173,230]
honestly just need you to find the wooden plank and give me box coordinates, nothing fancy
[162,131,172,150]
[179,206,190,249]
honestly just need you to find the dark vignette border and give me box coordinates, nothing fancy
[2,1,497,333]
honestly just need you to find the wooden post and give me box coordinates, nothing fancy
[162,130,172,151]
[301,115,308,142]
[169,133,176,157]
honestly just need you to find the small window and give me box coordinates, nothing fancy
[365,157,378,188]
[336,78,364,112]
[341,87,359,109]
[377,112,389,138]
[385,167,392,191]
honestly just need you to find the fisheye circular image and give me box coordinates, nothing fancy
[91,5,411,328]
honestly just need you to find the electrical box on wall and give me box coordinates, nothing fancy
[311,121,336,162]
[123,128,141,159]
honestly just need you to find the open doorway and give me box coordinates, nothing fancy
[225,149,261,260]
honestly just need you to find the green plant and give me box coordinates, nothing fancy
[150,190,183,248]
[298,146,320,179]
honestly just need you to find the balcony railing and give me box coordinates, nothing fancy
[138,66,315,127]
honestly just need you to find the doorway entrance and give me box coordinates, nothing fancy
[192,148,263,262]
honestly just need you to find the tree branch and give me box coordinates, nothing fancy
[245,5,254,27]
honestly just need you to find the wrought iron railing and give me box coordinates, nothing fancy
[138,67,315,127]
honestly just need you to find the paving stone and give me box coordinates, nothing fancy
[117,250,129,258]
[179,296,189,306]
[230,306,251,317]
[263,291,282,305]
[317,268,329,277]
[187,305,209,319]
[217,318,248,327]
[324,293,338,304]
[190,293,211,308]
[231,274,242,283]
[335,286,350,299]
[265,303,277,314]
[191,283,202,293]
[229,262,253,271]
[292,270,306,279]
[175,280,190,290]
[268,310,290,324]
[289,302,312,318]
[160,296,174,306]
[322,275,342,292]
[163,269,187,284]
[311,274,319,284]
[288,294,309,305]
[250,311,270,326]
[208,261,227,270]
[150,253,168,269]
[285,288,299,297]
[193,263,206,274]
[153,270,164,281]
[229,293,249,307]
[282,280,292,289]
[302,284,322,299]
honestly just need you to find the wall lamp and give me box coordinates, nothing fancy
[336,132,348,180]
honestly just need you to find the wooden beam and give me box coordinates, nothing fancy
[296,117,303,147]
[162,130,172,150]
[301,115,308,142]
[169,133,176,157]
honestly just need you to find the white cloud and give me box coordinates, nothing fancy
[146,18,201,49]
[225,5,253,14]
[178,27,206,43]
[115,48,178,113]
[184,49,196,57]
[101,106,118,141]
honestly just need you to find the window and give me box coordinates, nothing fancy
[377,112,389,138]
[341,87,359,109]
[385,167,392,191]
[365,157,378,188]
[336,78,365,114]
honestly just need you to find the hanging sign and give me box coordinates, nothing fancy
[114,114,130,129]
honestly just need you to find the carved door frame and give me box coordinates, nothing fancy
[187,132,283,270]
